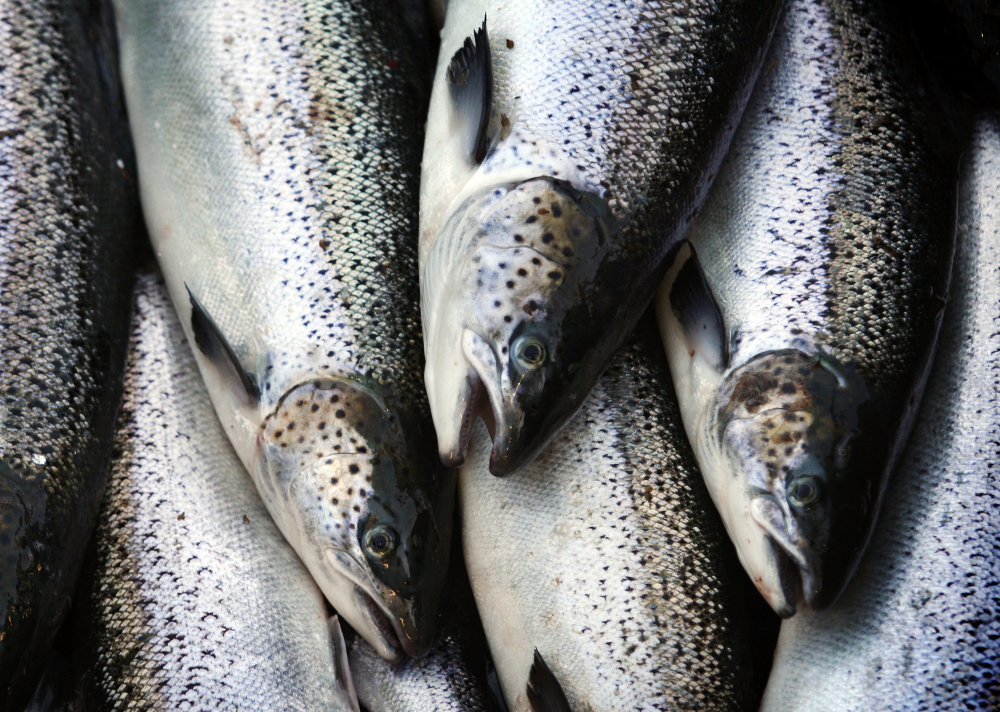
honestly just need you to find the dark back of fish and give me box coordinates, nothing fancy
[0,0,136,707]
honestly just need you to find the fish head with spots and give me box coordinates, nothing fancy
[707,350,870,617]
[424,176,621,476]
[255,378,454,662]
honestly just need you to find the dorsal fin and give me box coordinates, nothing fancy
[329,616,361,712]
[669,243,729,373]
[447,16,492,164]
[187,285,260,404]
[526,649,573,712]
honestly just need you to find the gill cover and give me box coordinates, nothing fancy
[424,176,623,476]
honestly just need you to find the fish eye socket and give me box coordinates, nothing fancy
[363,524,398,559]
[787,476,822,508]
[513,336,547,370]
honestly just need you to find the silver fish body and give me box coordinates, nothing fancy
[460,319,754,712]
[759,111,1000,712]
[114,0,454,660]
[0,0,137,707]
[656,0,957,616]
[420,0,783,475]
[76,271,359,712]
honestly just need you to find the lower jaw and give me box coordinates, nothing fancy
[358,589,405,661]
[767,540,805,618]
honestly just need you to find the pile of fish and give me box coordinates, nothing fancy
[0,0,996,710]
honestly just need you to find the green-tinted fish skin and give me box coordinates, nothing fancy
[0,0,136,708]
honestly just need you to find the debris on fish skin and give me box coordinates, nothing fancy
[759,111,1000,712]
[656,0,957,616]
[76,271,359,712]
[460,318,755,712]
[420,0,784,476]
[114,0,454,660]
[0,0,137,706]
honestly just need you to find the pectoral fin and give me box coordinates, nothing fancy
[669,243,728,373]
[447,16,492,164]
[526,649,573,712]
[329,615,361,712]
[186,286,260,404]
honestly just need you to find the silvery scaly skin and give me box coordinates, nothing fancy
[460,320,754,712]
[655,0,956,617]
[113,0,455,661]
[419,0,783,476]
[759,112,1000,712]
[77,272,359,712]
[0,0,136,708]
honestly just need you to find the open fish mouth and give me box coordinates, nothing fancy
[357,588,405,661]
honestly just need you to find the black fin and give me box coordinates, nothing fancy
[187,286,260,403]
[526,649,573,712]
[669,243,729,372]
[329,616,361,712]
[447,16,492,164]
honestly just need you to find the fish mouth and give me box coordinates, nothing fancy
[355,587,406,662]
[749,495,822,616]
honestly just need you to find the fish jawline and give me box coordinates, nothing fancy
[358,588,406,661]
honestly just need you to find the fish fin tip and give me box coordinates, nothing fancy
[329,615,361,712]
[186,285,260,403]
[526,649,573,712]
[668,244,729,372]
[447,15,493,164]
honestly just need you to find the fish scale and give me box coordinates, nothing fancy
[0,0,136,707]
[460,319,753,712]
[419,0,783,475]
[77,271,356,711]
[115,0,453,661]
[759,111,1000,712]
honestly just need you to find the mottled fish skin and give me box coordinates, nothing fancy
[419,0,783,476]
[75,271,358,711]
[656,0,957,617]
[0,0,136,707]
[347,563,504,712]
[460,318,754,712]
[113,0,454,660]
[759,112,1000,712]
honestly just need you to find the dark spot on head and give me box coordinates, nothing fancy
[332,498,339,505]
[768,448,776,457]
[781,382,796,394]
[504,315,513,323]
[531,257,541,265]
[349,464,360,474]
[499,262,507,269]
[542,233,554,244]
[336,410,346,418]
[311,403,319,412]
[551,204,562,217]
[562,247,573,257]
[274,430,283,438]
[532,196,541,204]
[514,234,524,242]
[357,446,367,454]
[287,422,296,430]
[318,422,326,430]
[494,300,502,307]
[506,280,515,288]
[526,215,537,224]
[518,268,528,276]
[331,394,340,403]
[548,271,561,280]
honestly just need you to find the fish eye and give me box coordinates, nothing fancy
[363,524,398,559]
[787,476,822,508]
[513,336,547,370]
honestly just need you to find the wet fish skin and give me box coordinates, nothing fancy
[420,0,784,476]
[76,271,358,712]
[460,318,754,712]
[759,111,1000,712]
[114,0,454,660]
[0,0,136,707]
[656,0,956,616]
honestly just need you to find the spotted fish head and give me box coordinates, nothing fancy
[425,177,618,476]
[256,379,454,662]
[710,350,869,617]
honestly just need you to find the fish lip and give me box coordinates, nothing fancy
[750,494,822,614]
[356,587,406,662]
